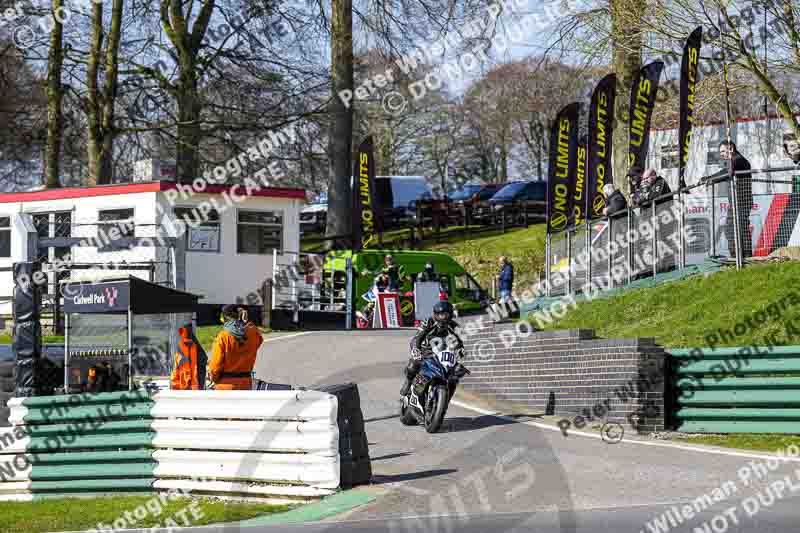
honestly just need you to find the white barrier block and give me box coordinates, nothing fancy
[151,390,338,421]
[7,403,28,426]
[151,427,337,454]
[153,449,339,488]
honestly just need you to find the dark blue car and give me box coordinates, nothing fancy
[488,181,547,222]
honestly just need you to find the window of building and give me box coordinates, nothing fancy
[174,207,221,252]
[0,217,10,258]
[32,212,72,239]
[98,209,134,251]
[237,210,283,254]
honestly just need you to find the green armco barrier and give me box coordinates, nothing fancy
[27,478,155,493]
[24,419,155,437]
[1,391,158,499]
[28,462,157,481]
[19,404,154,424]
[668,345,800,434]
[28,450,155,465]
[18,390,153,407]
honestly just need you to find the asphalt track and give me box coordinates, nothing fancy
[46,329,800,532]
[243,329,800,533]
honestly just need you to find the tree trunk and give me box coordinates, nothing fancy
[610,0,644,198]
[44,0,64,189]
[176,77,202,183]
[86,0,123,186]
[160,0,215,184]
[325,0,354,247]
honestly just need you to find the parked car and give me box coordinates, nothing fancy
[300,193,328,234]
[488,181,547,223]
[374,176,443,228]
[447,183,503,220]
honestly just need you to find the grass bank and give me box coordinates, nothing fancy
[0,496,289,533]
[540,261,800,348]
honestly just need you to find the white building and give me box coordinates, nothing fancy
[0,180,306,320]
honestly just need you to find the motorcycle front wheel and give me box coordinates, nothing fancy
[424,384,448,433]
[400,399,419,426]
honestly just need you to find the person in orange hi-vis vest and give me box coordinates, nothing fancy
[170,324,207,390]
[208,305,263,390]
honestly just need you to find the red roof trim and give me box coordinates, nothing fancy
[0,180,306,203]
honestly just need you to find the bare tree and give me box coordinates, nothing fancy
[44,0,65,188]
[85,0,124,185]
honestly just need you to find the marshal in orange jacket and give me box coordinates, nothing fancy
[171,326,207,390]
[208,322,263,390]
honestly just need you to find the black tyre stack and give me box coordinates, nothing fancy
[0,361,13,427]
[12,262,43,398]
[316,383,372,488]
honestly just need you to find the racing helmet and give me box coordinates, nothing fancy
[432,300,454,324]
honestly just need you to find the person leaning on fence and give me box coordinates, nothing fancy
[627,166,644,202]
[208,305,263,390]
[602,183,628,217]
[703,141,753,259]
[633,169,672,208]
[784,132,800,192]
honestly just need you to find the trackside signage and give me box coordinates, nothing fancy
[63,282,130,313]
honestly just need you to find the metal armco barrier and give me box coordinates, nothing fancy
[0,389,365,502]
[669,346,800,433]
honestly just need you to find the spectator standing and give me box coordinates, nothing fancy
[705,141,753,259]
[783,132,800,192]
[602,183,628,217]
[497,256,514,304]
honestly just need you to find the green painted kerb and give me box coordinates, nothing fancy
[239,490,377,525]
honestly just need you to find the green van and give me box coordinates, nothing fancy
[325,249,489,318]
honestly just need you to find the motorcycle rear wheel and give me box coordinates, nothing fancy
[424,385,448,433]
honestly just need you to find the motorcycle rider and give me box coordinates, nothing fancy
[400,300,469,397]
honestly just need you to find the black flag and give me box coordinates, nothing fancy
[546,102,580,234]
[352,136,379,250]
[587,74,616,220]
[679,27,703,190]
[628,61,664,174]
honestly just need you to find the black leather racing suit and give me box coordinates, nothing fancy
[400,317,468,396]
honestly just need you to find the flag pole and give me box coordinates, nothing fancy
[718,3,743,269]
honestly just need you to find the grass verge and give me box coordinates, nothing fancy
[669,433,800,453]
[540,261,800,348]
[0,495,290,533]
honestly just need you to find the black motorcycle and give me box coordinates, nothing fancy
[400,343,470,433]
